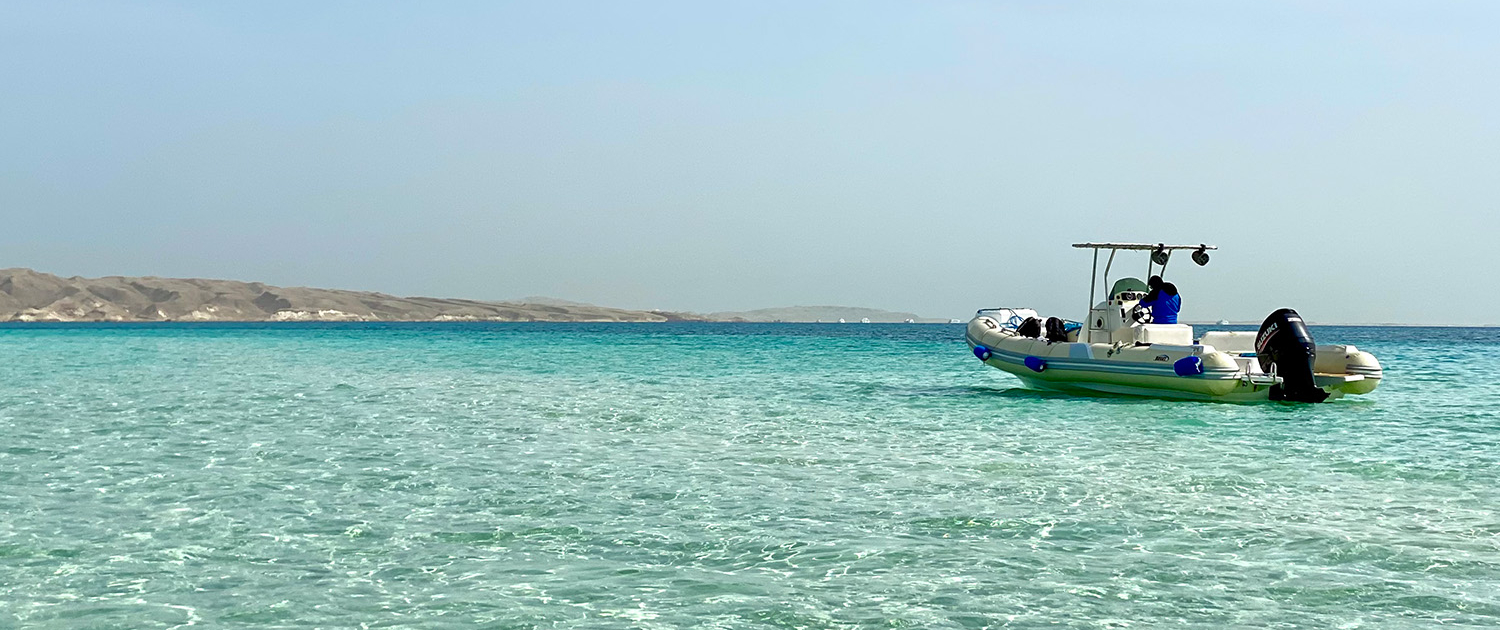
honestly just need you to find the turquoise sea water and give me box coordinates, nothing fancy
[2,322,1499,629]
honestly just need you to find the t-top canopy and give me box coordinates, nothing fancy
[1073,242,1217,251]
[1076,242,1216,312]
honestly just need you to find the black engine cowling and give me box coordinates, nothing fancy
[1256,308,1328,403]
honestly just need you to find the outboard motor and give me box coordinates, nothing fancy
[1256,308,1328,403]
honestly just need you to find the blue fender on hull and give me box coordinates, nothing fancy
[1024,356,1046,372]
[973,345,992,361]
[1173,355,1205,376]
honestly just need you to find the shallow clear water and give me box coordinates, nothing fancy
[2,322,1498,629]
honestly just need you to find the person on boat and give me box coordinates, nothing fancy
[1140,275,1181,324]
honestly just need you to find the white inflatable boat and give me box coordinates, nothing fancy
[965,243,1382,402]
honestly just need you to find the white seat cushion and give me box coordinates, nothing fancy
[1200,331,1257,353]
[1138,324,1194,345]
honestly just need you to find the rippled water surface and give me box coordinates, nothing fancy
[2,323,1499,628]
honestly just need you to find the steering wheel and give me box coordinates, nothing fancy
[1130,303,1153,324]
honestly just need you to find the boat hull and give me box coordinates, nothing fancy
[973,340,1285,402]
[967,315,1377,403]
[1006,366,1311,402]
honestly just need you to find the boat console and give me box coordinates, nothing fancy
[1084,278,1194,346]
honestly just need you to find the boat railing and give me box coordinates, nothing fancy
[974,308,1034,330]
[974,308,1084,336]
[1240,362,1281,387]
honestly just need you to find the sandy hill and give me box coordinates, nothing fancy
[0,268,691,323]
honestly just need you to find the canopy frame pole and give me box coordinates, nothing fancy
[1088,248,1099,314]
[1102,249,1117,303]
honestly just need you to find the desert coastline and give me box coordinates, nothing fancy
[0,268,946,324]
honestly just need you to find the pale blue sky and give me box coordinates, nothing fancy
[2,1,1497,323]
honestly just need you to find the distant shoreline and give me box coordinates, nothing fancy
[2,320,1494,328]
[4,269,1488,327]
[0,268,940,324]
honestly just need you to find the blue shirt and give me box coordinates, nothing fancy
[1140,293,1181,324]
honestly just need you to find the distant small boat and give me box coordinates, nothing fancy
[860,317,871,324]
[838,318,846,323]
[948,318,962,324]
[904,318,914,324]
[1216,319,1231,325]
